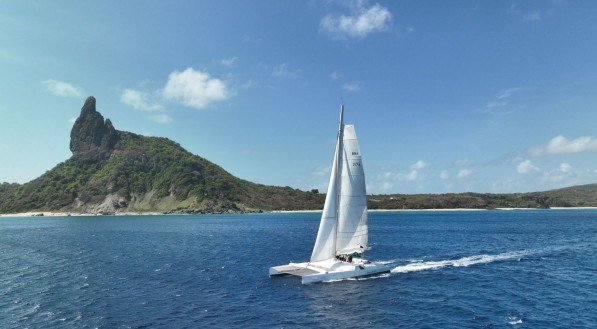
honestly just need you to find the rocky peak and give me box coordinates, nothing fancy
[70,96,119,160]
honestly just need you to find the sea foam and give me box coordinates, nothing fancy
[390,250,531,274]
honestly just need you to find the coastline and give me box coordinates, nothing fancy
[2,207,597,218]
[0,211,163,218]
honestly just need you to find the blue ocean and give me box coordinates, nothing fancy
[1,210,595,328]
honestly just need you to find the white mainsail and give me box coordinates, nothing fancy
[310,106,368,262]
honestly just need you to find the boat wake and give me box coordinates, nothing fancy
[325,245,578,282]
[390,250,532,274]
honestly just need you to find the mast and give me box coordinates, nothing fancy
[333,105,344,256]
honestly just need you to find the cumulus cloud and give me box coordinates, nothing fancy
[321,2,392,39]
[457,169,471,179]
[542,163,575,183]
[120,89,163,111]
[559,162,572,173]
[148,114,173,124]
[410,160,428,170]
[121,67,232,124]
[41,79,83,98]
[531,135,597,156]
[401,170,419,181]
[162,68,231,109]
[517,160,539,174]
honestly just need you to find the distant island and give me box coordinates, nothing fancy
[0,96,596,216]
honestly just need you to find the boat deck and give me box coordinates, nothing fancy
[270,260,391,284]
[269,264,320,277]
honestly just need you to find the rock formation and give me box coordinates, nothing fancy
[69,96,119,160]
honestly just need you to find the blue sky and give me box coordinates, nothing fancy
[1,0,596,194]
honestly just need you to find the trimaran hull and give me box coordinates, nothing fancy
[269,258,392,284]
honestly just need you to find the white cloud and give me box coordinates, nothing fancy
[220,57,238,66]
[517,160,539,174]
[148,114,173,124]
[532,135,597,156]
[41,79,82,98]
[312,165,331,177]
[321,2,392,39]
[439,170,449,180]
[242,35,263,45]
[479,87,523,114]
[542,163,575,183]
[342,81,361,92]
[331,71,342,80]
[497,87,522,100]
[401,170,419,181]
[240,80,256,89]
[485,101,508,108]
[121,89,163,111]
[272,63,300,78]
[380,181,394,191]
[379,168,422,182]
[559,162,572,173]
[162,68,231,109]
[523,11,542,21]
[509,5,545,22]
[409,160,428,170]
[457,169,471,179]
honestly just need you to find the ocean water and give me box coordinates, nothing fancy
[0,210,595,328]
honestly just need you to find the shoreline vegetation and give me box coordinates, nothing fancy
[2,207,597,218]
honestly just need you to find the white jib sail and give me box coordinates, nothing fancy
[310,133,340,262]
[310,106,344,263]
[336,125,368,254]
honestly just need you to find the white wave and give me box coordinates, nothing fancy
[508,316,523,325]
[323,272,391,283]
[390,250,532,274]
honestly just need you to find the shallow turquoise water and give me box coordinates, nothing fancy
[0,210,595,328]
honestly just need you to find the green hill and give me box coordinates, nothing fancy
[0,97,323,214]
[368,183,597,209]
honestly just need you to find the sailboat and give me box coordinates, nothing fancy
[269,105,391,284]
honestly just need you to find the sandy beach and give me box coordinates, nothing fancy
[0,211,163,218]
[2,207,596,218]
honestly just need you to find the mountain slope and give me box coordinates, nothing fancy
[0,97,323,214]
[368,183,597,209]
